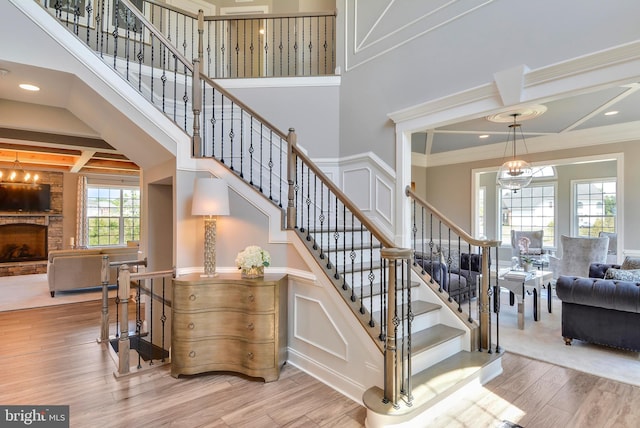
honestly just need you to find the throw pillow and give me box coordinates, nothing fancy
[621,256,640,270]
[604,268,640,282]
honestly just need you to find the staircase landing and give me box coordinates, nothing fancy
[363,350,502,427]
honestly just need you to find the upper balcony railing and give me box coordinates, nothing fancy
[45,0,336,79]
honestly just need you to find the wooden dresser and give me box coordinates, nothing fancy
[171,273,288,382]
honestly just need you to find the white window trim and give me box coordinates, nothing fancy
[570,177,617,236]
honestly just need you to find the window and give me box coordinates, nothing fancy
[87,186,140,246]
[573,179,616,237]
[477,186,486,238]
[499,184,555,247]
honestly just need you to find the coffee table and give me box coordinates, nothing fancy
[497,269,553,329]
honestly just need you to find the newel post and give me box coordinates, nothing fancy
[192,10,205,157]
[479,245,491,351]
[98,255,110,343]
[381,247,413,408]
[286,128,297,229]
[117,264,131,376]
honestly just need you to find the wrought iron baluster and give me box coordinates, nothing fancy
[149,280,154,366]
[278,136,283,207]
[259,123,264,192]
[268,130,274,200]
[331,194,338,274]
[318,182,325,259]
[305,166,311,240]
[312,174,318,249]
[161,277,167,362]
[249,116,254,184]
[229,101,235,171]
[220,94,225,163]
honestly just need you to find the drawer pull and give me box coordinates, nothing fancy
[189,294,196,301]
[189,351,196,358]
[247,352,254,360]
[247,323,254,331]
[188,322,195,329]
[248,294,255,302]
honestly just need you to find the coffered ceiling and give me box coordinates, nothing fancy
[412,82,640,167]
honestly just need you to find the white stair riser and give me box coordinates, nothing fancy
[409,335,466,375]
[304,230,377,247]
[363,292,414,310]
[371,308,441,332]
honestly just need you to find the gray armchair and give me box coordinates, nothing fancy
[511,230,545,260]
[598,231,618,264]
[549,235,609,279]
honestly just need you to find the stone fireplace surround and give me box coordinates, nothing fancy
[0,171,63,276]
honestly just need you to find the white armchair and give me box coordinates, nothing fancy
[549,235,609,279]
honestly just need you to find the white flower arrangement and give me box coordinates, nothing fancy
[235,245,271,270]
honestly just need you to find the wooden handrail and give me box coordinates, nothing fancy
[405,185,500,249]
[118,0,194,73]
[142,0,336,21]
[293,145,395,249]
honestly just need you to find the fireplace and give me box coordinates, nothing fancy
[0,223,48,263]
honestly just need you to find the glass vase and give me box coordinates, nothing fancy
[241,265,264,279]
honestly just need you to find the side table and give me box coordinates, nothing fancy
[497,269,553,329]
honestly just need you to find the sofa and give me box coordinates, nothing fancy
[47,246,140,297]
[415,251,482,303]
[555,260,640,351]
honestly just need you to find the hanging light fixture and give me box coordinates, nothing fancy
[1,153,39,184]
[496,113,533,192]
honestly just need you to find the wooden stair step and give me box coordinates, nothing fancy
[353,280,420,298]
[372,300,441,324]
[363,350,501,418]
[409,324,465,356]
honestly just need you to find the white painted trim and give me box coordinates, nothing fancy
[287,349,366,405]
[345,0,496,72]
[293,294,349,361]
[219,5,268,15]
[215,76,341,89]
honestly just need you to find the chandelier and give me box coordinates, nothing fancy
[496,113,533,192]
[0,153,40,184]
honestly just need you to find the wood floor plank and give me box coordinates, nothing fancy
[2,300,640,427]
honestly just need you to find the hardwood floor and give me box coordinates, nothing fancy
[1,301,639,427]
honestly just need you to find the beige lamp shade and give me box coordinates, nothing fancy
[192,177,230,216]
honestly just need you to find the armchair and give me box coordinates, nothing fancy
[511,230,545,263]
[598,231,618,264]
[548,235,609,279]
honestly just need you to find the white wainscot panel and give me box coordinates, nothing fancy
[374,176,393,225]
[294,294,348,360]
[343,167,371,211]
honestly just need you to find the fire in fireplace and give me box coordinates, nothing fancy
[0,223,48,263]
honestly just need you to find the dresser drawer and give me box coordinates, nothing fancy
[172,339,276,370]
[173,311,275,340]
[173,283,275,312]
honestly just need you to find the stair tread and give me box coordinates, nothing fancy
[323,243,383,252]
[353,281,420,298]
[363,350,501,416]
[371,300,441,323]
[410,324,465,355]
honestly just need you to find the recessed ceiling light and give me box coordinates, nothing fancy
[604,111,619,116]
[479,134,489,139]
[19,83,40,91]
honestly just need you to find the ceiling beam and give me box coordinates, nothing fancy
[71,150,95,173]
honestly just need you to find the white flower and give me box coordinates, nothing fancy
[235,245,271,270]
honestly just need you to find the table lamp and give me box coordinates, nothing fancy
[192,177,230,277]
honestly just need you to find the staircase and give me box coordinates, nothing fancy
[20,1,504,426]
